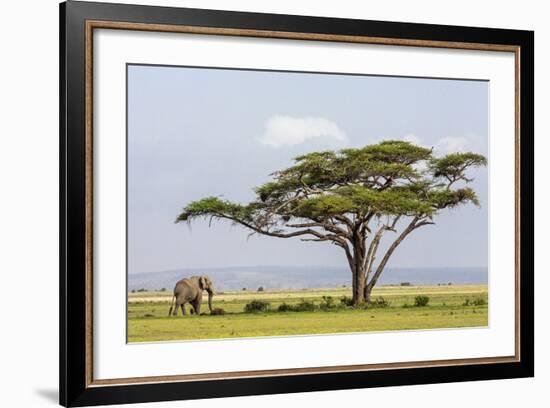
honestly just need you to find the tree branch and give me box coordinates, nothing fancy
[363,215,401,283]
[286,219,350,238]
[367,216,429,291]
[210,212,355,258]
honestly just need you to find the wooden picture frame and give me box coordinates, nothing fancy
[60,1,534,406]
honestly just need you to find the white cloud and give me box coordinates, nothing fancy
[402,134,469,155]
[435,137,468,154]
[403,133,422,145]
[259,115,348,148]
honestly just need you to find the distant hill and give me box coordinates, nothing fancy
[128,265,487,292]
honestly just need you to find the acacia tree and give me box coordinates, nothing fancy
[176,140,486,306]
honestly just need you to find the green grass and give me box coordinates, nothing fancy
[127,285,488,342]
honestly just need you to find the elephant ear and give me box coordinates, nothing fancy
[199,276,206,290]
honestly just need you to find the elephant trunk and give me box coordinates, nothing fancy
[207,290,213,313]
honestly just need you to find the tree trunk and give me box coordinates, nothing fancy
[364,282,374,304]
[352,265,366,306]
[363,217,422,303]
[349,238,367,307]
[347,218,427,307]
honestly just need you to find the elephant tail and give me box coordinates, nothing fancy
[168,295,176,316]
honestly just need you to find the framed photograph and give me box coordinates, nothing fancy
[60,1,534,406]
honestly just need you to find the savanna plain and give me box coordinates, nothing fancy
[128,284,488,342]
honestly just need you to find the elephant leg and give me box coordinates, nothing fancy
[181,303,186,316]
[194,301,201,315]
[172,301,179,316]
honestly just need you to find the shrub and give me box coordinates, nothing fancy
[473,297,487,306]
[464,297,487,306]
[320,296,337,310]
[211,308,226,315]
[277,303,294,312]
[277,300,317,312]
[337,296,392,309]
[293,300,317,312]
[368,296,391,308]
[414,295,430,307]
[137,288,147,292]
[340,296,389,309]
[244,300,271,313]
[340,296,354,307]
[160,288,166,292]
[257,286,264,292]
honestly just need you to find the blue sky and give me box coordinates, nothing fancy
[127,65,488,274]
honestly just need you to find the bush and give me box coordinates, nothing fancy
[137,288,147,292]
[257,286,264,292]
[473,297,487,306]
[320,296,337,310]
[277,300,317,312]
[160,288,166,292]
[340,296,354,307]
[293,300,317,312]
[337,296,392,309]
[244,300,271,313]
[368,296,391,308]
[277,303,294,312]
[340,296,390,309]
[463,297,487,307]
[211,308,226,315]
[414,295,430,307]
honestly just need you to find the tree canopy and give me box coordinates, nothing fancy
[176,140,486,305]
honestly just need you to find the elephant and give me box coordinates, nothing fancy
[168,275,214,316]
